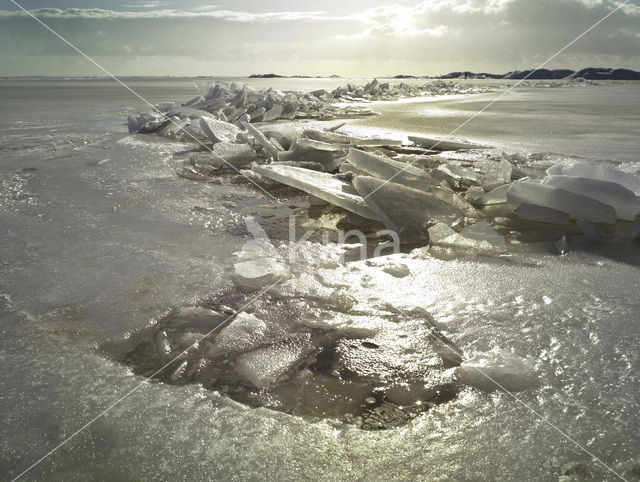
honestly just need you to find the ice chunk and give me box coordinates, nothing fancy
[408,135,487,151]
[454,348,537,392]
[303,128,353,145]
[515,203,570,225]
[543,175,640,221]
[352,176,463,243]
[128,113,166,134]
[233,256,290,288]
[382,262,410,278]
[464,186,485,203]
[235,334,314,388]
[547,162,640,196]
[199,117,242,144]
[251,164,377,220]
[507,181,616,224]
[427,223,495,252]
[209,312,268,358]
[233,217,291,288]
[158,117,190,139]
[430,186,482,219]
[461,220,506,248]
[277,139,347,172]
[477,158,513,191]
[206,143,256,169]
[168,106,216,120]
[431,164,480,189]
[347,148,433,190]
[242,121,281,159]
[261,125,303,150]
[474,184,510,206]
[261,104,283,122]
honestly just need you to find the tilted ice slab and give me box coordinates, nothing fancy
[347,148,433,190]
[547,162,640,196]
[199,117,242,144]
[352,175,463,243]
[408,135,487,151]
[251,164,378,220]
[507,181,617,225]
[543,175,640,221]
[472,184,511,206]
[242,121,280,159]
[277,139,347,172]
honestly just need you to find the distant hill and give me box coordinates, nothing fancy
[435,68,640,80]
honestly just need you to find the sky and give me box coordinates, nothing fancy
[0,0,639,77]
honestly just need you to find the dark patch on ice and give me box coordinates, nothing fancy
[109,291,463,430]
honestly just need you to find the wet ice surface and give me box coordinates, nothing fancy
[1,78,640,481]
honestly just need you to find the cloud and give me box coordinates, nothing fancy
[0,6,339,23]
[0,0,638,77]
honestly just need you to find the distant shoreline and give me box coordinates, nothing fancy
[2,67,639,81]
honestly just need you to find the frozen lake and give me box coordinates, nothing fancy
[0,77,639,481]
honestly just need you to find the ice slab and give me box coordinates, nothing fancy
[209,312,268,358]
[277,139,347,172]
[261,125,303,150]
[233,256,291,288]
[129,113,170,134]
[242,121,280,159]
[158,117,190,139]
[235,334,314,388]
[233,218,291,288]
[408,135,487,151]
[196,142,256,169]
[454,348,537,392]
[430,186,482,219]
[352,175,464,243]
[547,162,640,196]
[251,164,378,220]
[431,164,481,189]
[477,158,513,191]
[461,220,506,248]
[543,175,640,221]
[199,117,242,144]
[515,203,570,225]
[474,184,511,206]
[347,148,433,190]
[507,181,616,224]
[261,104,283,122]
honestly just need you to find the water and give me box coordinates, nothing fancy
[0,78,639,481]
